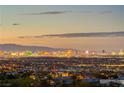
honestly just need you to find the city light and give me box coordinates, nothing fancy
[0,49,124,58]
[85,50,89,54]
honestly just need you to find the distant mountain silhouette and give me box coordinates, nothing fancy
[0,44,67,52]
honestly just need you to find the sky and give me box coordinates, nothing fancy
[0,5,124,50]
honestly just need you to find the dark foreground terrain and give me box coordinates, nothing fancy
[0,56,124,87]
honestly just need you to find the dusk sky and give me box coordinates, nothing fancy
[0,5,124,50]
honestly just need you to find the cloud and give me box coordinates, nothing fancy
[19,10,113,16]
[12,23,20,26]
[18,31,124,39]
[80,10,113,15]
[99,10,113,15]
[18,36,34,38]
[80,11,93,14]
[20,11,70,15]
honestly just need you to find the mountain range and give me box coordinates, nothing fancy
[0,44,67,52]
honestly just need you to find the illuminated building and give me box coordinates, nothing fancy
[18,52,25,56]
[29,75,36,80]
[111,52,116,55]
[10,52,18,56]
[25,51,33,56]
[38,51,50,56]
[65,50,74,57]
[85,50,89,54]
[61,72,69,77]
[102,50,106,54]
[119,50,124,55]
[0,50,4,56]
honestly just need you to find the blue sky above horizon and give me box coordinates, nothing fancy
[0,5,123,50]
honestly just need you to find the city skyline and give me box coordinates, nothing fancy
[0,5,124,87]
[0,5,124,50]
